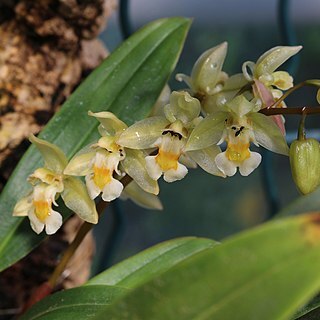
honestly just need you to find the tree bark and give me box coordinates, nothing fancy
[0,1,116,318]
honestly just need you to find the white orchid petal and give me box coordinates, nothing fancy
[28,210,45,234]
[101,178,123,202]
[185,112,226,151]
[163,162,188,183]
[239,152,262,176]
[215,152,237,177]
[45,209,63,235]
[117,117,169,149]
[85,174,101,200]
[248,113,289,155]
[187,146,226,177]
[145,156,162,181]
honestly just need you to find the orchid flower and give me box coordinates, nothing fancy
[13,135,98,234]
[64,111,159,203]
[176,42,228,97]
[186,95,289,176]
[118,91,225,182]
[175,42,248,115]
[242,46,302,104]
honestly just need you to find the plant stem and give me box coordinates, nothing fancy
[260,106,320,116]
[297,112,307,140]
[47,175,133,288]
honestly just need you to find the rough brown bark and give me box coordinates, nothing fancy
[0,1,116,318]
[0,0,116,186]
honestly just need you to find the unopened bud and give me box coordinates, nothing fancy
[290,138,320,194]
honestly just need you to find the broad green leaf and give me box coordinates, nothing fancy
[93,213,320,320]
[294,295,320,319]
[20,285,127,320]
[86,237,217,288]
[0,17,191,272]
[21,237,216,319]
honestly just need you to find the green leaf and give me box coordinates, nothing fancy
[21,237,216,319]
[20,285,127,320]
[278,187,320,218]
[94,213,320,319]
[0,17,191,272]
[294,295,320,319]
[86,237,217,288]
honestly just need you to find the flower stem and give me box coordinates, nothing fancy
[47,174,133,288]
[298,112,307,140]
[269,80,320,108]
[260,106,320,116]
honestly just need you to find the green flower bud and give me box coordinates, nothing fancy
[290,138,320,194]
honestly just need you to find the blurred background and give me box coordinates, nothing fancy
[93,0,320,272]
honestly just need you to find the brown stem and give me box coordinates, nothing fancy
[259,106,320,116]
[47,175,133,288]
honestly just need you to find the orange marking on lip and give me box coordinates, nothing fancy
[156,149,179,171]
[33,201,50,222]
[93,165,112,190]
[226,143,250,162]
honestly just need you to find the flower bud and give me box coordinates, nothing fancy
[290,138,320,194]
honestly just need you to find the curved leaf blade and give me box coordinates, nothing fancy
[86,237,217,288]
[20,285,126,320]
[21,237,217,320]
[94,213,320,320]
[0,17,191,272]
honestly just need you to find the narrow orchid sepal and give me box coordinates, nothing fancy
[117,116,170,149]
[29,134,68,174]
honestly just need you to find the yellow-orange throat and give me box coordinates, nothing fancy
[34,200,51,222]
[226,143,250,162]
[156,149,179,171]
[93,165,112,190]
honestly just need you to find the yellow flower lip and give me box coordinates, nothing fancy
[93,165,112,190]
[156,149,179,171]
[226,142,250,162]
[33,200,51,223]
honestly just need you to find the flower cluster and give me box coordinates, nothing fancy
[13,43,300,235]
